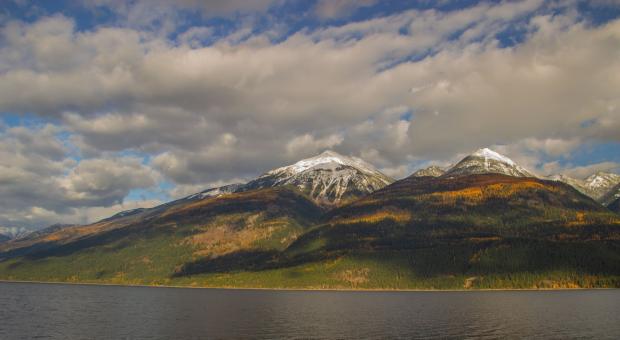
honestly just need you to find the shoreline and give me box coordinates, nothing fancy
[0,279,617,292]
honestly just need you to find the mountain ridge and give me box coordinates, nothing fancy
[549,171,620,203]
[1,148,619,290]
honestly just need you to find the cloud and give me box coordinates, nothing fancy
[0,199,163,230]
[59,157,159,205]
[0,125,161,228]
[286,133,344,156]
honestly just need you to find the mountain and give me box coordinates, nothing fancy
[316,173,615,247]
[548,174,587,193]
[181,183,244,201]
[1,151,620,289]
[242,150,394,205]
[278,173,620,288]
[0,186,323,282]
[0,150,392,261]
[0,234,9,243]
[15,224,75,241]
[443,148,533,178]
[550,172,620,203]
[0,226,30,240]
[583,172,620,201]
[411,165,445,177]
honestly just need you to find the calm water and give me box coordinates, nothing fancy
[0,282,619,339]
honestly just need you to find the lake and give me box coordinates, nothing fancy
[1,282,619,339]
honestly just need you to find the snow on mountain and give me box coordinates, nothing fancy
[184,183,244,200]
[0,226,30,240]
[106,208,148,220]
[18,224,75,241]
[548,174,588,193]
[472,148,516,165]
[550,172,620,202]
[443,148,533,178]
[583,172,620,201]
[411,165,445,177]
[266,150,387,178]
[585,172,620,190]
[243,150,394,205]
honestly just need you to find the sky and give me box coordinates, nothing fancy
[0,0,619,230]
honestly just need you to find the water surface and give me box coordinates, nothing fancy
[1,282,619,339]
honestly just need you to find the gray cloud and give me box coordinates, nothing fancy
[0,125,161,228]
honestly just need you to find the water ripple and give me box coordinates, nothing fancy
[0,283,619,339]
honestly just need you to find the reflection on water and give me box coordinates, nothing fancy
[1,282,619,339]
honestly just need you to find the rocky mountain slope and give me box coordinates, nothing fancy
[550,172,620,203]
[584,172,620,199]
[411,165,445,177]
[243,150,394,205]
[0,227,29,241]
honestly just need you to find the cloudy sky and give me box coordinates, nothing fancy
[1,0,619,229]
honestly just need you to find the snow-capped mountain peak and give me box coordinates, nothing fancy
[472,148,516,166]
[443,147,533,178]
[267,150,383,177]
[245,150,394,205]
